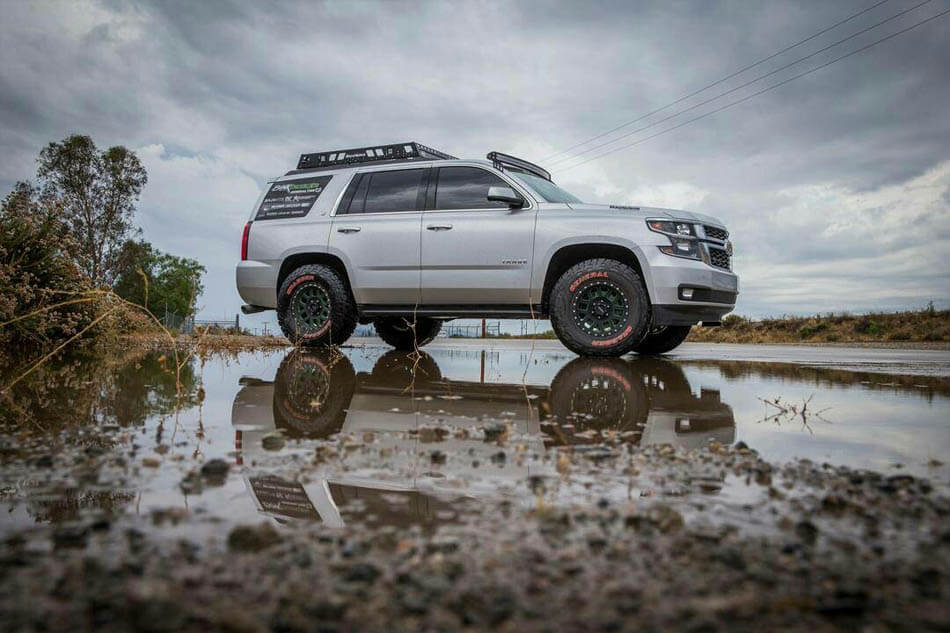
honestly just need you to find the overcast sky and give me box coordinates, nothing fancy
[1,0,947,329]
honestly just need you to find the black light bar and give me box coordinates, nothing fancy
[297,142,456,171]
[486,151,551,181]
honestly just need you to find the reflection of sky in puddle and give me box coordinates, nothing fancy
[1,344,947,537]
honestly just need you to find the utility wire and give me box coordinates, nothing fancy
[541,0,893,162]
[548,0,933,168]
[553,7,950,174]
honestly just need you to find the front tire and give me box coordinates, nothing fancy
[633,325,691,355]
[549,259,651,357]
[373,316,442,351]
[277,265,357,347]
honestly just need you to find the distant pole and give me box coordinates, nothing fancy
[481,318,486,338]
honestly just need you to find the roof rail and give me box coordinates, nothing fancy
[296,142,456,171]
[486,151,551,181]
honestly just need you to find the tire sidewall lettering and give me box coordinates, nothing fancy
[286,274,316,296]
[591,325,632,348]
[569,271,608,293]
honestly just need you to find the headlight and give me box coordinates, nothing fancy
[647,219,702,260]
[647,220,695,237]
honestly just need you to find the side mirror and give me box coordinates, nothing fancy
[487,186,525,208]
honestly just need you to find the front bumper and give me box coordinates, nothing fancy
[645,248,738,326]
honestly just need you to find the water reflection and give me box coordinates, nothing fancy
[232,350,736,526]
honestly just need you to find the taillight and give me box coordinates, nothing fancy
[241,222,252,260]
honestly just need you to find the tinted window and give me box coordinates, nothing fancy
[360,169,425,214]
[435,167,510,210]
[341,173,370,214]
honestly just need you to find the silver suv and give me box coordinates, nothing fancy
[236,142,738,356]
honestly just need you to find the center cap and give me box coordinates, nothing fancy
[592,301,610,318]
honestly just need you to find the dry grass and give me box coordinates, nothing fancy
[688,307,950,344]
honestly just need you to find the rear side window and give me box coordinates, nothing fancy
[256,175,332,220]
[341,168,426,214]
[434,167,509,210]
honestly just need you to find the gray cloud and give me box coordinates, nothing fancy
[0,0,947,326]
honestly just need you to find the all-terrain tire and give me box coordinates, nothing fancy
[549,259,651,357]
[277,265,357,347]
[373,317,442,351]
[272,349,356,438]
[633,325,691,355]
[548,357,648,443]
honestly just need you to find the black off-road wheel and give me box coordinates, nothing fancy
[272,349,355,438]
[547,357,648,444]
[277,265,357,347]
[633,325,691,355]
[373,317,442,351]
[549,259,651,357]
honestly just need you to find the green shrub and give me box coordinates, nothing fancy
[0,184,99,353]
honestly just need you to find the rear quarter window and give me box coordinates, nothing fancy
[256,175,332,220]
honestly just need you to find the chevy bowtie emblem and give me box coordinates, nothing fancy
[725,240,733,256]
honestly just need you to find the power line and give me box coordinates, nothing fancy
[553,7,950,175]
[547,0,933,169]
[540,0,894,163]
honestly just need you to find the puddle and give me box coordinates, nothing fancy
[0,344,947,537]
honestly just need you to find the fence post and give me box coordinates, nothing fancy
[235,313,240,330]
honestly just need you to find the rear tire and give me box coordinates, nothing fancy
[549,259,650,357]
[633,325,691,355]
[374,316,442,351]
[277,265,357,347]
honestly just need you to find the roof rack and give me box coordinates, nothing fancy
[296,142,456,171]
[487,151,551,181]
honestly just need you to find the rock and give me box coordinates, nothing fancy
[343,562,381,584]
[142,457,161,468]
[200,458,230,486]
[261,434,285,451]
[33,454,54,468]
[419,426,449,443]
[490,451,507,464]
[795,520,819,545]
[228,523,281,552]
[483,423,508,442]
[52,524,89,549]
[430,450,447,465]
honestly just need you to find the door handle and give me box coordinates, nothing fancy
[426,224,453,231]
[337,226,361,233]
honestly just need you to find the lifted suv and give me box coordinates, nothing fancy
[236,142,738,356]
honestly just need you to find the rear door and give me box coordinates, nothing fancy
[329,167,427,305]
[420,166,537,305]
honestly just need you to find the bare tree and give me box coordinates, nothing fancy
[37,135,147,286]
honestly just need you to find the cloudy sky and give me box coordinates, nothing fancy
[1,0,947,330]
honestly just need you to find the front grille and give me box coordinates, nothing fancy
[704,225,728,241]
[709,247,731,270]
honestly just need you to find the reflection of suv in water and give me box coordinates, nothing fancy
[231,350,735,526]
[236,142,738,356]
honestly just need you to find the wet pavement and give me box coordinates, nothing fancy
[0,342,948,631]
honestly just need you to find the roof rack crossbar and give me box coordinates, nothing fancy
[486,151,551,181]
[296,141,456,171]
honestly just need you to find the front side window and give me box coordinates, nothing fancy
[360,168,426,214]
[434,166,510,210]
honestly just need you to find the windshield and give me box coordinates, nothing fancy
[508,170,583,204]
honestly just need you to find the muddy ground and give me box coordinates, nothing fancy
[0,342,947,632]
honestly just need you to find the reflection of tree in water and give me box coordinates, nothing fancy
[100,352,201,427]
[0,349,201,431]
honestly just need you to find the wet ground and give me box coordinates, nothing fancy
[0,341,948,631]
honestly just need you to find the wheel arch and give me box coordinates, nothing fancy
[277,251,356,305]
[540,242,653,311]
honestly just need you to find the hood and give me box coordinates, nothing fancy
[565,203,725,227]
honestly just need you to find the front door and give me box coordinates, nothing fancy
[329,167,427,305]
[420,166,537,305]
